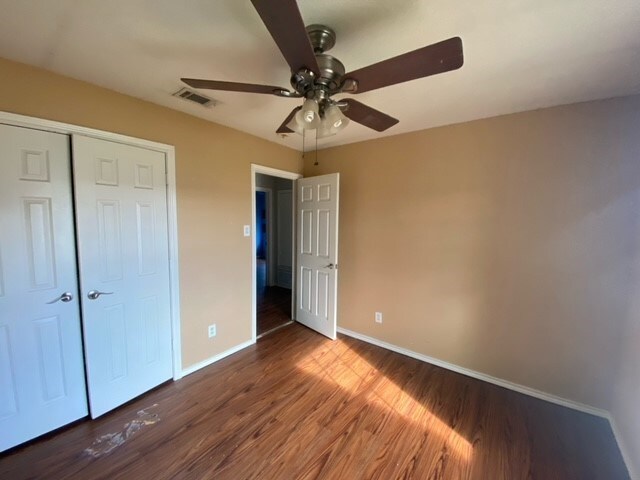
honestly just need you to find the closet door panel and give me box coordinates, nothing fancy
[0,124,87,452]
[73,135,172,418]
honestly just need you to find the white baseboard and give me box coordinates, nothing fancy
[337,327,609,419]
[608,414,638,480]
[180,339,255,377]
[175,326,633,477]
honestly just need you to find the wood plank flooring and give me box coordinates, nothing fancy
[257,285,292,335]
[256,258,292,336]
[0,323,630,479]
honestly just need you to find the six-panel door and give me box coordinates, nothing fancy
[296,173,339,340]
[73,135,173,418]
[0,124,88,451]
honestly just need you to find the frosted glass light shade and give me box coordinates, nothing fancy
[287,101,349,138]
[317,105,349,137]
[294,98,320,130]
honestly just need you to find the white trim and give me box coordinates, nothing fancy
[180,340,255,377]
[608,413,638,479]
[251,168,257,341]
[251,164,302,343]
[0,111,173,153]
[0,110,183,381]
[166,149,183,380]
[290,185,298,321]
[252,164,302,180]
[337,327,610,419]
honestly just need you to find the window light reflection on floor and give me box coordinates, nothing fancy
[295,340,474,463]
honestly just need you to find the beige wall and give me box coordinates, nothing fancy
[2,55,637,470]
[305,95,640,416]
[0,57,302,368]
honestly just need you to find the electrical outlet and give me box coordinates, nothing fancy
[243,225,251,237]
[375,312,383,324]
[208,324,217,338]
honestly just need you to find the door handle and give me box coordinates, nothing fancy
[324,263,337,270]
[46,292,74,304]
[87,290,113,300]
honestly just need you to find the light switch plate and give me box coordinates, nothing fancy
[243,225,251,237]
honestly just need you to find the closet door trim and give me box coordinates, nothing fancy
[0,110,183,380]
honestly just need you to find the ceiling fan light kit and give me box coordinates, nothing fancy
[323,104,350,133]
[297,98,320,129]
[181,0,464,141]
[286,95,350,139]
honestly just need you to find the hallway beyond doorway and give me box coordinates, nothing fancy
[257,259,291,336]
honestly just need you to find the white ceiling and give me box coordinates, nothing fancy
[0,0,639,151]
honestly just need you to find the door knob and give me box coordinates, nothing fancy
[324,263,337,269]
[87,290,113,300]
[46,292,73,304]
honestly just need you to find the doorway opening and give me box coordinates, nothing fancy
[251,165,302,340]
[256,174,293,336]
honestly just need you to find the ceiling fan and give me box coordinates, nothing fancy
[181,0,464,138]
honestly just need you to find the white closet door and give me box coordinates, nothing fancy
[73,135,173,418]
[0,124,87,451]
[296,174,339,340]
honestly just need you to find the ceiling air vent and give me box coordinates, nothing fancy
[172,87,217,107]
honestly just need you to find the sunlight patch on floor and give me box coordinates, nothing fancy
[295,340,473,462]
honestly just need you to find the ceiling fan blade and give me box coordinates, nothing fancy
[342,99,399,132]
[344,37,463,94]
[250,0,320,75]
[181,78,287,95]
[276,107,302,133]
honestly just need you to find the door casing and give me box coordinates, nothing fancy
[0,111,183,380]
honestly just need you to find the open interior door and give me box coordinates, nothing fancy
[296,173,339,339]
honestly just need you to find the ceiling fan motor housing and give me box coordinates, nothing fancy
[315,54,345,91]
[289,54,346,96]
[290,25,347,101]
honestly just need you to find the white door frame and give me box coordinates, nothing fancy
[0,111,183,380]
[251,164,302,341]
[255,187,274,286]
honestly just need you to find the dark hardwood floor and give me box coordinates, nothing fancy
[0,323,629,479]
[257,259,291,336]
[257,285,292,335]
